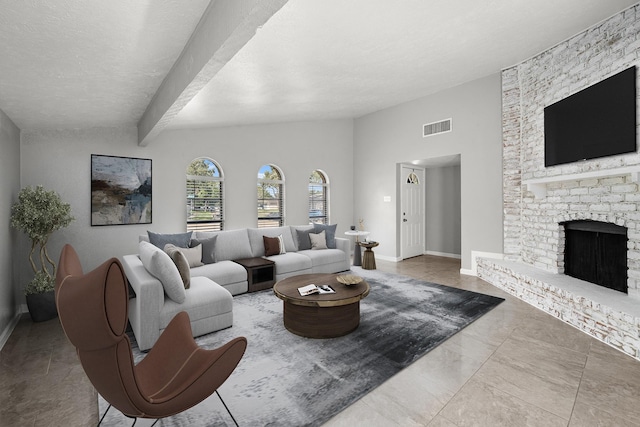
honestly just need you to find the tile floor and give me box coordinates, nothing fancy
[1,255,639,426]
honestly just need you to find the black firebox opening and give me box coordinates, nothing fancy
[563,220,628,294]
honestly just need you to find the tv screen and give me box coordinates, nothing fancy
[544,66,637,167]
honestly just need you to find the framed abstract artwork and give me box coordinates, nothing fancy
[91,154,152,226]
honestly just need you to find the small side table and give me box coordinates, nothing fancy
[233,257,275,292]
[359,241,379,270]
[344,230,370,266]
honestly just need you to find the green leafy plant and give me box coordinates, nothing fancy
[11,186,74,295]
[23,271,56,296]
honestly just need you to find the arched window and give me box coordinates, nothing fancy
[309,170,329,224]
[186,158,224,232]
[257,164,284,228]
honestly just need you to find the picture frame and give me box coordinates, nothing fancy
[91,154,152,226]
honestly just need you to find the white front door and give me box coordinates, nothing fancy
[401,166,425,259]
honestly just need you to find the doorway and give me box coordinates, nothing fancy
[399,155,461,261]
[400,165,425,259]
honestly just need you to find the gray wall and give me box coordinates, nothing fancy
[426,165,461,257]
[11,74,502,310]
[353,74,503,270]
[18,119,354,293]
[0,108,21,335]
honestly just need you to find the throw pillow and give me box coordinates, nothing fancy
[309,230,328,250]
[165,243,203,268]
[191,235,217,264]
[277,234,286,254]
[147,231,193,249]
[313,223,337,248]
[296,228,314,251]
[164,245,191,289]
[138,241,186,303]
[263,235,286,256]
[264,236,280,256]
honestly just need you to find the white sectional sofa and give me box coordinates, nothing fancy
[121,224,350,350]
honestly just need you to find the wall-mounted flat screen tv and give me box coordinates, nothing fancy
[544,66,637,167]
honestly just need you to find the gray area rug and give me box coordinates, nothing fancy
[99,267,504,426]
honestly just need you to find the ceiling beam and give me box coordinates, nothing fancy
[137,0,288,146]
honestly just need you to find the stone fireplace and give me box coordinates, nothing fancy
[477,4,640,360]
[512,168,640,300]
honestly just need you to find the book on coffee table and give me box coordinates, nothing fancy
[297,284,336,296]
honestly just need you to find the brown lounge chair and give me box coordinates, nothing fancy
[55,244,247,426]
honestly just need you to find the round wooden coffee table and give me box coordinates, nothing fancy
[273,273,370,338]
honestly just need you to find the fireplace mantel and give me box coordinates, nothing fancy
[523,165,640,199]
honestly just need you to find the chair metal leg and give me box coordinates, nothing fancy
[98,403,158,427]
[131,418,159,427]
[216,390,239,427]
[99,395,233,426]
[97,403,111,426]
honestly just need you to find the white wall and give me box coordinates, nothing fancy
[426,165,461,257]
[18,119,354,292]
[353,74,503,270]
[0,109,21,334]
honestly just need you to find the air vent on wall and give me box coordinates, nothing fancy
[423,118,452,137]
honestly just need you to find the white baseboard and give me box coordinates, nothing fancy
[425,250,461,259]
[0,310,23,351]
[468,251,504,276]
[460,268,475,276]
[376,254,401,262]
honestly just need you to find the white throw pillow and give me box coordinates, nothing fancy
[309,230,328,250]
[165,243,203,268]
[277,234,286,255]
[139,241,186,303]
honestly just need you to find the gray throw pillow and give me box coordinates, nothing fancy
[313,223,337,249]
[148,231,193,249]
[191,235,217,264]
[296,229,314,251]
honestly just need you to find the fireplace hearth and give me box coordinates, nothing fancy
[563,220,628,294]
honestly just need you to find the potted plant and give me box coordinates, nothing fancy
[11,186,74,322]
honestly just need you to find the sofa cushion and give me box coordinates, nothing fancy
[138,241,186,303]
[313,224,337,248]
[299,248,348,266]
[191,235,217,264]
[309,230,328,250]
[147,231,192,249]
[267,252,312,275]
[191,260,247,286]
[194,229,252,261]
[293,225,315,251]
[248,227,296,257]
[158,277,232,330]
[163,245,191,289]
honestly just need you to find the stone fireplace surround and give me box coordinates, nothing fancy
[477,167,640,360]
[478,4,640,361]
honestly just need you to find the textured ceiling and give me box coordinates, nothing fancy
[168,0,640,129]
[0,0,638,134]
[0,0,210,130]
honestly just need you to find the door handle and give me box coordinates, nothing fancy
[403,219,408,222]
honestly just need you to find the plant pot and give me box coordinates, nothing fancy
[26,290,58,322]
